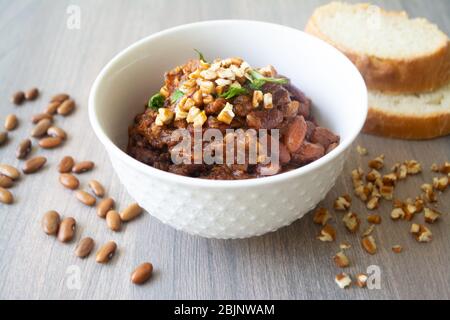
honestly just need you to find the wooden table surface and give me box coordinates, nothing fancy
[0,0,449,300]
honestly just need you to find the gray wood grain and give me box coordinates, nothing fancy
[0,0,449,300]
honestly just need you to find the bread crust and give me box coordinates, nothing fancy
[305,11,450,94]
[363,106,450,140]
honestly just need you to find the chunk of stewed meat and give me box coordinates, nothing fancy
[246,109,284,130]
[305,120,316,140]
[205,98,226,115]
[311,127,340,150]
[233,95,253,117]
[291,142,325,164]
[283,116,307,153]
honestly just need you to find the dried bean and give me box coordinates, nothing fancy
[75,190,96,206]
[16,139,32,159]
[97,197,115,218]
[59,173,79,190]
[39,136,62,148]
[23,156,46,174]
[75,237,95,258]
[57,217,76,243]
[5,114,18,131]
[95,241,117,263]
[58,156,74,173]
[120,203,143,222]
[131,263,153,285]
[41,210,60,235]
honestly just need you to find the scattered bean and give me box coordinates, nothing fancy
[5,114,18,131]
[44,101,61,115]
[11,91,25,105]
[89,180,105,197]
[0,164,20,180]
[120,203,143,222]
[0,187,13,204]
[0,175,14,188]
[25,87,39,100]
[59,173,79,190]
[131,263,153,285]
[57,217,76,243]
[31,113,53,124]
[72,161,94,174]
[75,190,96,206]
[96,241,117,263]
[23,156,47,174]
[41,210,60,235]
[97,197,115,218]
[16,139,32,159]
[106,210,121,231]
[51,93,69,103]
[39,136,62,149]
[57,99,75,116]
[31,118,52,138]
[75,237,95,258]
[47,126,66,140]
[58,156,74,173]
[0,131,8,146]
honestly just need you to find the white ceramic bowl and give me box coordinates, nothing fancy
[89,20,367,239]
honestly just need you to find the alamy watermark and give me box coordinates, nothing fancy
[66,5,81,30]
[169,128,280,175]
[65,265,81,290]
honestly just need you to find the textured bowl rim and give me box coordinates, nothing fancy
[88,19,367,188]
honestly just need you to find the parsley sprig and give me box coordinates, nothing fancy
[248,70,288,90]
[148,93,165,110]
[219,86,248,99]
[194,49,207,63]
[170,89,184,103]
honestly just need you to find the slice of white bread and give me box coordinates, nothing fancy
[305,2,450,94]
[364,83,450,139]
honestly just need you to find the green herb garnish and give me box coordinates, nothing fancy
[170,89,184,103]
[194,49,207,62]
[248,70,289,90]
[219,86,248,99]
[148,93,165,110]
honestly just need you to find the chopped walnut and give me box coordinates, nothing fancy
[440,161,450,174]
[404,160,422,175]
[366,169,381,182]
[355,273,368,288]
[421,183,438,203]
[380,185,394,200]
[368,155,384,170]
[335,273,352,289]
[361,235,377,255]
[340,241,352,250]
[392,245,403,253]
[342,212,360,233]
[431,163,440,172]
[424,207,440,224]
[366,196,380,210]
[351,168,364,188]
[391,207,405,220]
[391,163,407,180]
[317,224,336,242]
[382,173,397,186]
[432,176,448,191]
[333,194,351,211]
[333,251,350,268]
[410,224,432,243]
[354,185,371,202]
[367,214,381,224]
[313,207,332,226]
[356,145,368,156]
[362,224,375,237]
